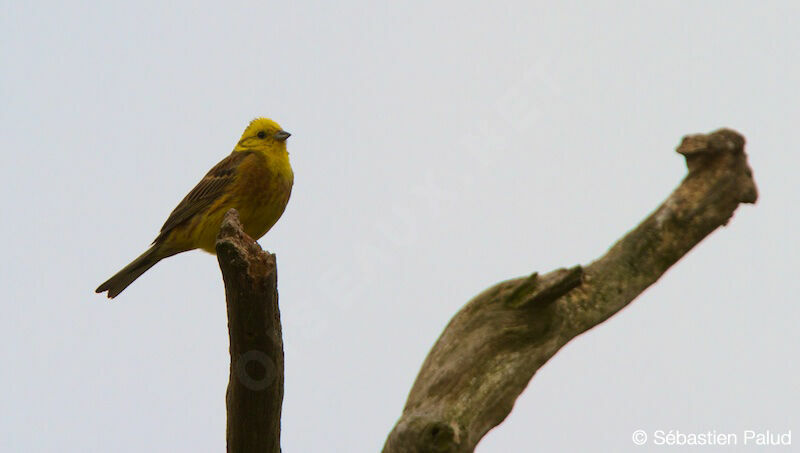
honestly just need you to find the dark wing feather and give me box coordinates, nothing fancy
[153,151,252,244]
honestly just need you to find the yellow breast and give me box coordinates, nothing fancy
[195,150,293,253]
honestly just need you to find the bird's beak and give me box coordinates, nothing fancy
[274,130,291,141]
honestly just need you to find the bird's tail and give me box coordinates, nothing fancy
[96,246,166,299]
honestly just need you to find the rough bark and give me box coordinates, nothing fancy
[216,209,284,453]
[382,128,757,452]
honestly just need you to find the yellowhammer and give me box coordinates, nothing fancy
[96,117,294,298]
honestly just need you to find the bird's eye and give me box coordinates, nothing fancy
[257,131,267,139]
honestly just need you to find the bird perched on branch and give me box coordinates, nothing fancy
[96,117,294,298]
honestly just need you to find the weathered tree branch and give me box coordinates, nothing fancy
[216,209,284,453]
[382,129,757,452]
[210,130,757,452]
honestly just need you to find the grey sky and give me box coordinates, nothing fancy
[1,1,798,452]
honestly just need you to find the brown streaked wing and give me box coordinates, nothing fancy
[153,151,253,244]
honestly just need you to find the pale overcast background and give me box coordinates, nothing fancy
[2,1,798,452]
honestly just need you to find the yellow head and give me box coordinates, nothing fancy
[235,117,291,151]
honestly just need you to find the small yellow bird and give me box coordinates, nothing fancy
[96,117,294,298]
